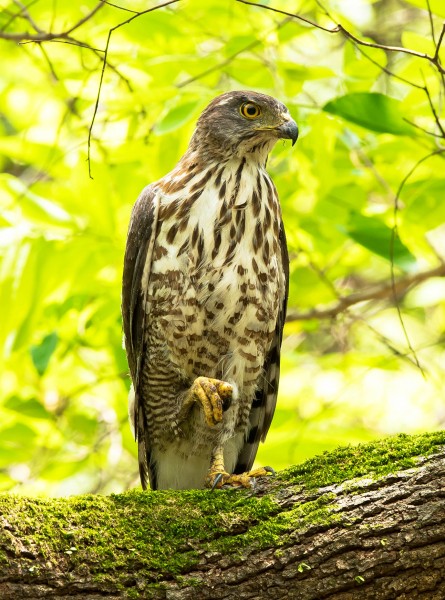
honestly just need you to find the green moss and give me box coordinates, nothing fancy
[282,431,445,488]
[0,431,443,597]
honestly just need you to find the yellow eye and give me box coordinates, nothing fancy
[240,102,261,119]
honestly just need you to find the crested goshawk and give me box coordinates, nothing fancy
[122,90,298,490]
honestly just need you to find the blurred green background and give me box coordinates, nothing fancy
[1,0,445,495]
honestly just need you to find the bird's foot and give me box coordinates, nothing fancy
[205,446,275,489]
[206,466,275,489]
[183,376,233,428]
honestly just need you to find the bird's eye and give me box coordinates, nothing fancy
[240,102,261,119]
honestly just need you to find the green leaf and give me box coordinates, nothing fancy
[224,35,258,56]
[0,423,37,447]
[40,457,90,481]
[323,93,414,135]
[30,332,58,376]
[344,214,417,269]
[1,174,74,228]
[154,100,200,134]
[67,413,98,442]
[4,396,52,420]
[402,178,445,230]
[403,0,445,18]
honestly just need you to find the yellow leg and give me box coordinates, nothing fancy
[179,377,233,428]
[205,445,274,489]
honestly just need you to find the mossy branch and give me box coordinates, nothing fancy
[1,431,445,599]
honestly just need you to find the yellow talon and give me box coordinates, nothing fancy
[205,446,274,489]
[182,377,233,428]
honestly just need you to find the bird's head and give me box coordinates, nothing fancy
[189,90,298,161]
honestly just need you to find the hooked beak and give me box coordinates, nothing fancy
[276,119,299,146]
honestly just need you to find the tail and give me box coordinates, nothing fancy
[129,386,156,490]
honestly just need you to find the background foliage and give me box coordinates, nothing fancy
[1,0,444,495]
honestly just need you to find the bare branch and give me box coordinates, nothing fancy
[236,0,445,75]
[337,23,445,73]
[0,2,104,42]
[285,262,445,322]
[236,0,335,32]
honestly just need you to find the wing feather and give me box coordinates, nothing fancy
[122,184,160,489]
[234,221,289,473]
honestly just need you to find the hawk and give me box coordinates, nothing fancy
[122,90,297,490]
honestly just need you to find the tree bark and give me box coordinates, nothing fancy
[0,432,444,600]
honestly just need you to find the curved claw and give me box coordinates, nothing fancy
[211,473,224,491]
[185,377,233,428]
[263,465,276,476]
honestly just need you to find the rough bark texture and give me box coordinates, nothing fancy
[1,432,445,600]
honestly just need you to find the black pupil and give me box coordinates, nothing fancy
[246,104,257,115]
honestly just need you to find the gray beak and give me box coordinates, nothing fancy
[277,119,299,146]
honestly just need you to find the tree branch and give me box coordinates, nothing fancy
[236,0,445,75]
[1,432,444,599]
[0,2,104,41]
[286,262,445,322]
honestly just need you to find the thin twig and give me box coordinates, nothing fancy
[178,15,291,88]
[87,0,181,178]
[0,0,40,32]
[403,118,444,138]
[340,23,444,73]
[434,23,445,61]
[353,44,424,90]
[389,150,445,377]
[0,2,104,41]
[236,0,336,32]
[64,3,104,35]
[236,0,445,75]
[177,39,261,88]
[316,0,424,89]
[38,43,59,80]
[100,0,140,13]
[426,0,436,46]
[421,75,445,137]
[12,0,43,33]
[362,320,430,373]
[39,37,105,52]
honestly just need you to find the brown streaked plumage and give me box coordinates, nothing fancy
[122,90,298,490]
